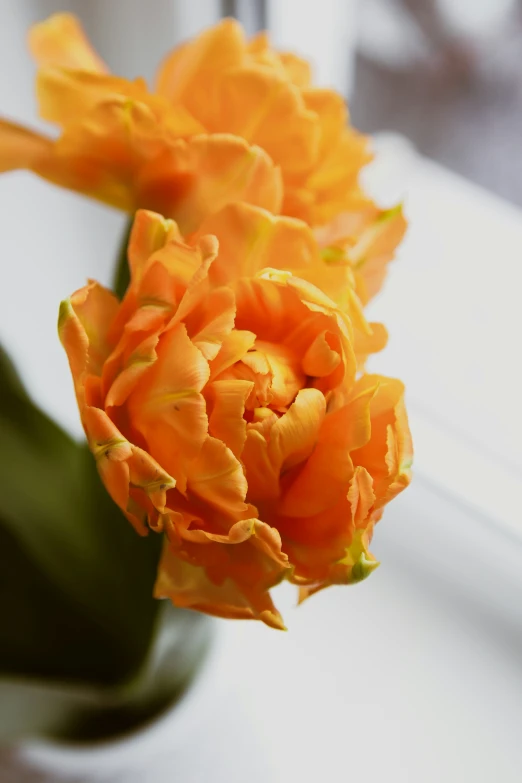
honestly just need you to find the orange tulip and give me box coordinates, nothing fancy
[0,14,405,300]
[59,209,412,628]
[193,201,389,362]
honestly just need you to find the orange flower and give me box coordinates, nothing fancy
[0,17,281,233]
[193,201,389,362]
[59,209,412,628]
[0,13,405,300]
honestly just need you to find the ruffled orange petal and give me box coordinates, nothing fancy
[104,332,160,410]
[186,435,249,518]
[315,203,408,305]
[302,330,342,377]
[0,119,52,173]
[28,13,108,73]
[295,527,379,600]
[127,324,210,487]
[277,496,355,583]
[139,134,283,233]
[35,70,142,125]
[206,379,253,458]
[268,387,325,472]
[209,329,256,379]
[83,406,176,535]
[247,33,312,89]
[155,540,286,629]
[59,284,176,534]
[347,466,376,526]
[184,286,236,361]
[34,97,166,211]
[350,375,413,507]
[58,282,119,390]
[171,515,288,578]
[280,385,376,517]
[155,19,246,112]
[350,205,408,303]
[127,209,182,283]
[302,88,346,159]
[211,66,319,175]
[196,202,319,286]
[12,98,202,212]
[278,52,312,89]
[242,427,280,502]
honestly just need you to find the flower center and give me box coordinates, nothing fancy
[219,340,305,414]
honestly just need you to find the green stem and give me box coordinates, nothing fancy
[112,217,134,299]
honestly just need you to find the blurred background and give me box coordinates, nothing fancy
[353,0,522,203]
[0,1,521,781]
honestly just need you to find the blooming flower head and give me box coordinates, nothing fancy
[0,13,405,302]
[59,209,412,628]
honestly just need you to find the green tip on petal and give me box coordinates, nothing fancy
[57,298,73,338]
[321,245,347,265]
[378,203,404,223]
[401,456,414,472]
[351,553,380,583]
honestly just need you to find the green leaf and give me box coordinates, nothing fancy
[112,217,133,299]
[0,345,162,690]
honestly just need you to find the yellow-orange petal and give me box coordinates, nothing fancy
[195,202,319,287]
[186,435,249,518]
[58,282,119,406]
[155,541,286,629]
[82,406,176,535]
[242,428,280,502]
[307,125,371,194]
[350,375,413,505]
[302,330,341,377]
[28,97,165,211]
[126,445,177,514]
[29,13,108,73]
[128,209,181,283]
[249,519,289,570]
[128,323,210,486]
[350,204,408,303]
[178,516,256,545]
[67,281,119,374]
[268,387,326,473]
[174,517,288,579]
[277,495,355,582]
[35,69,143,126]
[139,134,283,233]
[278,52,312,89]
[302,88,347,158]
[280,386,376,517]
[127,324,209,489]
[0,119,52,173]
[155,19,246,109]
[212,66,320,175]
[207,379,253,458]
[209,329,256,379]
[104,332,160,410]
[347,466,376,525]
[184,286,236,361]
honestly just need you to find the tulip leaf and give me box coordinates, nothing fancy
[0,344,163,691]
[113,218,133,299]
